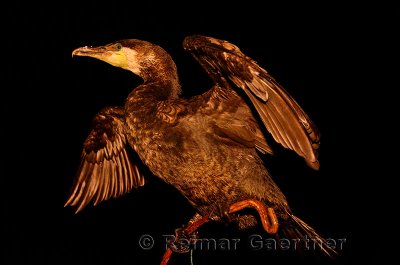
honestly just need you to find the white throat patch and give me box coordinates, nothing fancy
[122,47,141,75]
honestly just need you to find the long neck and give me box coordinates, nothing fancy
[125,61,181,122]
[125,47,182,130]
[135,50,181,100]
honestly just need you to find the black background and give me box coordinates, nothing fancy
[3,1,393,265]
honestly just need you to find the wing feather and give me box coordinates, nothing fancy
[65,106,145,213]
[184,35,320,169]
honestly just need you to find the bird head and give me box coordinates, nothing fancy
[72,39,172,79]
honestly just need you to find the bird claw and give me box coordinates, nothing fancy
[228,199,279,234]
[160,200,279,265]
[209,205,233,223]
[166,227,198,253]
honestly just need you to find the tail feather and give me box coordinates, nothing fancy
[280,213,338,258]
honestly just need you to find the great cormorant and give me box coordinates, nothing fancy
[66,35,336,261]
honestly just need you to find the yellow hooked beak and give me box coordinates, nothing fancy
[72,43,128,68]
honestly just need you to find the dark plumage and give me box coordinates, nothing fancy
[66,35,335,257]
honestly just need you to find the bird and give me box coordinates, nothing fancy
[65,35,336,260]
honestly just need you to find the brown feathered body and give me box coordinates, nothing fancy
[126,81,288,228]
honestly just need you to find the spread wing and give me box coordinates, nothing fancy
[184,35,320,170]
[65,106,145,213]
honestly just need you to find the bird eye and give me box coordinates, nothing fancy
[115,43,122,50]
